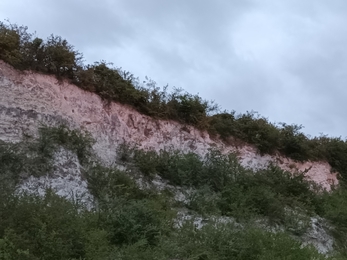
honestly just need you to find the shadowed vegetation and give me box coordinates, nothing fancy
[1,126,347,257]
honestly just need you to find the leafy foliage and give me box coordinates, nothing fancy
[129,148,319,228]
[2,127,347,258]
[36,124,94,164]
[0,191,88,260]
[162,222,327,260]
[0,189,331,260]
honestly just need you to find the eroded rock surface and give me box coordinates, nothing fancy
[18,147,93,208]
[0,61,338,190]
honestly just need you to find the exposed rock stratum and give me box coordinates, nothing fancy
[0,61,338,191]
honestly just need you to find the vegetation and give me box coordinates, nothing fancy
[2,19,347,258]
[121,145,347,255]
[1,126,347,258]
[2,20,347,181]
[128,148,319,227]
[0,190,331,260]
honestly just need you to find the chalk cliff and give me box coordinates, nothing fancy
[0,60,338,191]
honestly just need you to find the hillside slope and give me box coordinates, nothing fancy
[0,61,338,190]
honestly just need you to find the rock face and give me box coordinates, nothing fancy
[302,217,334,254]
[0,61,338,190]
[19,147,93,208]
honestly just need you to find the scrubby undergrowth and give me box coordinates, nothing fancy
[2,20,347,182]
[0,126,347,258]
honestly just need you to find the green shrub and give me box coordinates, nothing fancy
[232,227,325,260]
[83,229,112,260]
[166,90,213,127]
[126,147,320,231]
[85,162,175,247]
[278,123,310,161]
[155,150,204,186]
[0,141,24,188]
[208,111,236,140]
[217,165,319,226]
[234,112,280,154]
[201,149,244,191]
[160,221,326,260]
[0,21,29,68]
[101,199,171,246]
[133,149,160,178]
[186,185,221,216]
[36,124,94,164]
[0,191,88,260]
[43,35,82,78]
[316,185,347,253]
[86,164,152,202]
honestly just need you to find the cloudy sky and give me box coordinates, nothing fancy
[1,0,347,137]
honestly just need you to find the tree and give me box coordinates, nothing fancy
[43,34,82,78]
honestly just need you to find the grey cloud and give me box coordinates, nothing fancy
[1,0,136,50]
[1,0,347,137]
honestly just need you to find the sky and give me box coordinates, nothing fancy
[1,0,347,138]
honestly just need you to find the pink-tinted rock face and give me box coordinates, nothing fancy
[0,61,338,190]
